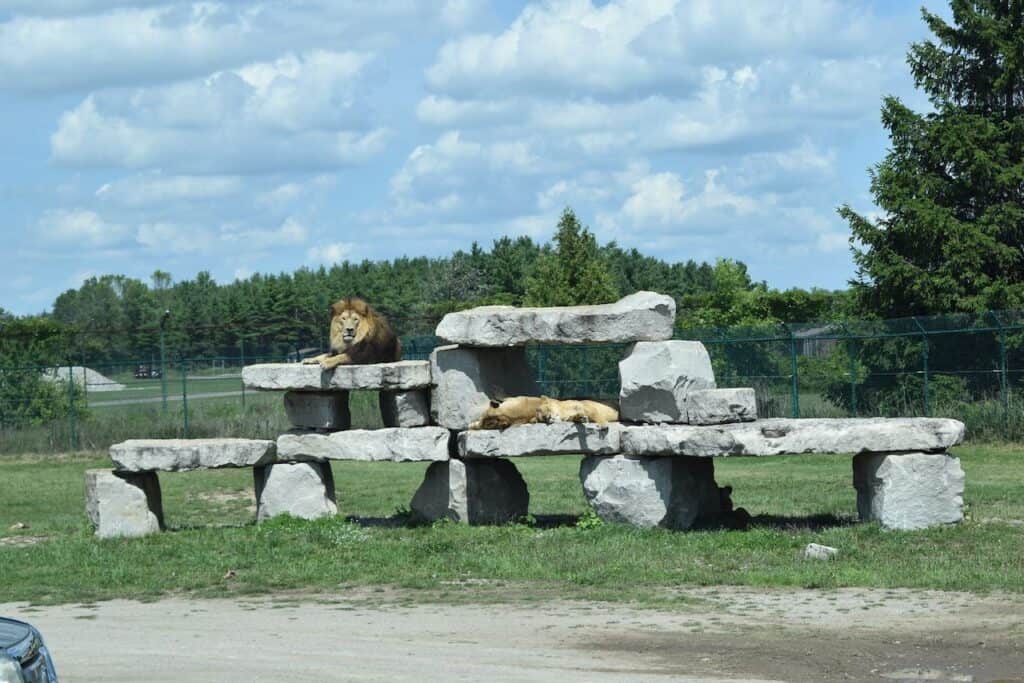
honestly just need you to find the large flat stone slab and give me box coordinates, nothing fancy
[430,345,540,430]
[435,291,676,346]
[619,341,716,423]
[110,438,277,472]
[276,427,450,463]
[621,418,965,457]
[853,452,965,530]
[410,459,529,524]
[458,422,624,458]
[85,469,164,539]
[243,361,431,391]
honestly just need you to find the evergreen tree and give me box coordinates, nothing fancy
[840,0,1024,316]
[524,208,619,306]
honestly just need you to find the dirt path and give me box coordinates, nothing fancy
[4,587,1022,682]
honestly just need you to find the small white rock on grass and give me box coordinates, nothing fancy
[804,543,839,560]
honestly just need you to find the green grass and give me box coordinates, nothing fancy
[1,446,1022,605]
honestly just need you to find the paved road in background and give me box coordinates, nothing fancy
[5,587,1023,682]
[89,390,244,407]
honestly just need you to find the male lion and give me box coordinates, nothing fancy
[469,395,619,430]
[302,298,401,370]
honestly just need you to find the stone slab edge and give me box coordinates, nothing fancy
[242,361,431,391]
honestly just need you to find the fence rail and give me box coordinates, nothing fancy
[4,309,1024,453]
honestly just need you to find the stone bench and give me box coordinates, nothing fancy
[87,431,451,538]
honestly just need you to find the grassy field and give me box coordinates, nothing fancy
[1,445,1022,606]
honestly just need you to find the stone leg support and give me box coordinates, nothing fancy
[379,390,431,427]
[410,459,529,525]
[430,345,540,430]
[283,391,350,430]
[579,455,724,530]
[254,462,338,522]
[853,452,965,530]
[85,469,164,539]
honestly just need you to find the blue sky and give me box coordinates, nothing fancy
[0,0,949,315]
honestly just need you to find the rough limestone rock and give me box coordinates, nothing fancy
[435,291,676,346]
[110,438,277,472]
[853,452,965,530]
[242,361,431,391]
[254,462,337,521]
[804,543,839,560]
[85,469,164,538]
[276,427,450,463]
[458,422,623,458]
[685,388,757,425]
[410,459,529,524]
[619,341,716,423]
[379,390,431,428]
[284,391,351,430]
[579,455,722,530]
[622,418,965,457]
[430,345,540,430]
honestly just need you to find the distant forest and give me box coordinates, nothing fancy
[1,218,848,364]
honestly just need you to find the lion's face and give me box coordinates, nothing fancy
[330,308,368,352]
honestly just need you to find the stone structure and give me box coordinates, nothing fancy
[87,290,969,537]
[435,291,676,346]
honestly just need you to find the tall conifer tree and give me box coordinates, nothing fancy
[840,0,1024,315]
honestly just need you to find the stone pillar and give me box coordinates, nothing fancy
[85,469,164,539]
[379,390,431,427]
[283,391,350,430]
[618,341,716,423]
[254,462,338,522]
[410,459,529,524]
[430,345,540,430]
[579,455,725,530]
[853,452,965,530]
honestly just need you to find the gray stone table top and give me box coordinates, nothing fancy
[277,427,450,463]
[435,291,676,346]
[621,418,965,457]
[458,422,624,458]
[110,438,277,472]
[242,361,431,391]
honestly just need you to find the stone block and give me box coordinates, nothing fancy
[410,459,529,524]
[110,438,277,472]
[619,341,716,423]
[284,391,351,430]
[430,345,539,430]
[242,361,431,391]
[622,418,966,457]
[435,291,676,346]
[276,427,450,463]
[685,388,757,425]
[458,422,623,458]
[853,452,965,530]
[379,390,431,427]
[579,455,723,530]
[85,469,164,539]
[254,462,337,522]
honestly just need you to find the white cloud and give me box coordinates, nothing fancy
[135,221,212,253]
[256,183,305,210]
[39,208,129,246]
[96,173,243,207]
[307,242,355,265]
[221,217,309,249]
[50,50,389,174]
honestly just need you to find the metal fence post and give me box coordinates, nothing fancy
[67,361,78,451]
[181,358,189,438]
[784,324,800,418]
[912,317,929,416]
[159,310,170,413]
[239,338,246,410]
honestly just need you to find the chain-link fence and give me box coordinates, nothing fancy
[3,311,1023,453]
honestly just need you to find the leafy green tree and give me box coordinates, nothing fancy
[841,0,1024,316]
[525,208,619,306]
[0,316,85,427]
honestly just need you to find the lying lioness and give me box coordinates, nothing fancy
[303,297,401,370]
[469,396,619,430]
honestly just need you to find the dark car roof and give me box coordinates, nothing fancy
[0,617,32,650]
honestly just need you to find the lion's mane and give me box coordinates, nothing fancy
[329,297,402,364]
